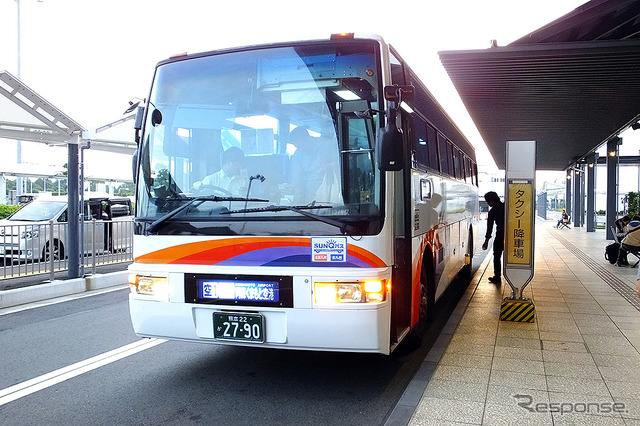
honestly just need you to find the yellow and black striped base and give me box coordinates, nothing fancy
[500,298,536,322]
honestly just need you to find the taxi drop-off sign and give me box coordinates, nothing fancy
[506,181,533,265]
[503,140,536,301]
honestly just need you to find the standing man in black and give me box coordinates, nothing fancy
[482,191,504,284]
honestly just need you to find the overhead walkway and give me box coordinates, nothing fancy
[392,219,640,425]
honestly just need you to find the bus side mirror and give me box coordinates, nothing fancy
[377,107,404,171]
[132,148,139,183]
[377,85,414,172]
[133,106,145,144]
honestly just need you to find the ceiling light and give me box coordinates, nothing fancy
[335,90,360,101]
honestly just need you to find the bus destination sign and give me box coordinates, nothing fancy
[198,279,280,303]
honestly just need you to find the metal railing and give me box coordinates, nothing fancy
[0,219,133,280]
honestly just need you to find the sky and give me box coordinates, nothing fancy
[0,0,590,182]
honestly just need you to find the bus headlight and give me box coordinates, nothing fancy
[129,274,169,300]
[314,280,386,305]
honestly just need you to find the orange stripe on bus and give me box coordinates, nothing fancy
[134,237,386,267]
[135,237,308,264]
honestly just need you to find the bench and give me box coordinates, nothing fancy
[557,216,571,229]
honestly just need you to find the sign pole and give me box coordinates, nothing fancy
[501,140,536,322]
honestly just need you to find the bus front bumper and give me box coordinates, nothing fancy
[129,297,391,354]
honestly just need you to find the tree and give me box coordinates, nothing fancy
[115,182,136,197]
[628,191,639,218]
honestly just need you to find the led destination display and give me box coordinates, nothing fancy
[198,279,280,303]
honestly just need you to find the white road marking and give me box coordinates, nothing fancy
[0,338,166,406]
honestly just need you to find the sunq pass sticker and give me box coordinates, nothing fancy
[312,237,347,262]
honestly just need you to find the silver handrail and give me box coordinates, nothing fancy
[0,219,134,280]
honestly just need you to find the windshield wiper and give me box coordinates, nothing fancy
[146,195,268,234]
[221,203,360,235]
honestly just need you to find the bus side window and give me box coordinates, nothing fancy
[412,118,428,170]
[464,157,472,183]
[343,116,375,204]
[437,134,450,176]
[446,141,455,178]
[453,149,463,180]
[425,124,439,172]
[473,163,479,186]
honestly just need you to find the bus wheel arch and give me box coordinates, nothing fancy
[403,248,436,350]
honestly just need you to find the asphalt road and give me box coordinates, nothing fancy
[0,266,476,425]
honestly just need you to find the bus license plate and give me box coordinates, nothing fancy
[213,313,264,343]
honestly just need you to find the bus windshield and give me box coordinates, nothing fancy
[137,41,383,236]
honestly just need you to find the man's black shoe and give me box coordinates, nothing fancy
[488,276,502,284]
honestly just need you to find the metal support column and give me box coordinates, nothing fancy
[580,165,586,226]
[606,138,620,240]
[586,154,598,232]
[67,137,80,278]
[573,167,583,227]
[565,173,572,218]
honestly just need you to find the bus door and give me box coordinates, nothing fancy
[388,49,414,345]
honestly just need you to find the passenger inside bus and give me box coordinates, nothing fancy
[290,126,342,205]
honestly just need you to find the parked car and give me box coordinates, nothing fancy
[0,193,133,262]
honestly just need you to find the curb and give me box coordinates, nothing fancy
[0,271,129,309]
[383,250,493,426]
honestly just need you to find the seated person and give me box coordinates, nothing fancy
[193,147,248,196]
[289,127,341,204]
[614,215,631,239]
[556,209,568,227]
[617,216,640,266]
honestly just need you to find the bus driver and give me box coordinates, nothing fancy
[193,147,248,196]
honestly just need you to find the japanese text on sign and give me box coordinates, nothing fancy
[506,182,532,265]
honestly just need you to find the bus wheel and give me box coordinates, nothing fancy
[403,257,435,351]
[461,228,474,279]
[42,240,64,262]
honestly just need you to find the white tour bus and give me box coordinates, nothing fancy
[128,34,478,354]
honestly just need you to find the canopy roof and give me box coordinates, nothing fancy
[439,0,640,170]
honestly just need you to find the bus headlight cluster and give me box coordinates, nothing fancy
[314,280,387,305]
[129,274,169,300]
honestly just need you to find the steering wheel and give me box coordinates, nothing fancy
[192,184,233,197]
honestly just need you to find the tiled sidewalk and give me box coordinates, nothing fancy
[409,222,640,425]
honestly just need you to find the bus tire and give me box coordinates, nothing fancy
[461,227,474,279]
[403,253,435,351]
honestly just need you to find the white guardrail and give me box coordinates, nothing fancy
[0,219,133,280]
